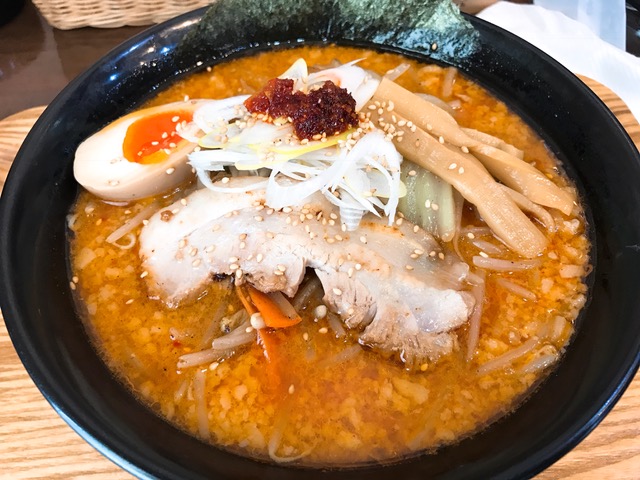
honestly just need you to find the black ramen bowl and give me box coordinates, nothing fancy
[2,1,640,478]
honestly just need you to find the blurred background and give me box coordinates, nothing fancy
[0,0,639,120]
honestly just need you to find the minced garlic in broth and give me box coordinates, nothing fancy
[68,46,589,465]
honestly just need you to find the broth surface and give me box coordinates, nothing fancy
[68,46,589,465]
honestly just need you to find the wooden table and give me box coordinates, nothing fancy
[1,3,639,478]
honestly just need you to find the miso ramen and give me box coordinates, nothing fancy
[68,46,589,465]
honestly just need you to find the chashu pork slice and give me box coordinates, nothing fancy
[139,177,475,365]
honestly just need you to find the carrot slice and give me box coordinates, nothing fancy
[235,283,257,315]
[257,329,286,396]
[247,286,302,329]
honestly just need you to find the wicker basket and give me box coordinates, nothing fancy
[32,0,214,30]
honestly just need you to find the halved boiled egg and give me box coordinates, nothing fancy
[73,100,209,201]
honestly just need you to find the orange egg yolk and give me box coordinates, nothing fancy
[122,110,193,164]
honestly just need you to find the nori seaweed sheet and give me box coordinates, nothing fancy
[178,0,479,66]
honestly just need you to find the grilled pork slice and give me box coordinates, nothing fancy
[139,177,475,365]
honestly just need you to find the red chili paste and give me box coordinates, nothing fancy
[244,78,358,140]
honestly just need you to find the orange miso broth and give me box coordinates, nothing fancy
[68,46,589,465]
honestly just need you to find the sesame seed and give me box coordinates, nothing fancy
[414,249,424,255]
[212,224,221,231]
[125,299,134,305]
[229,263,239,270]
[420,363,429,371]
[458,167,465,174]
[192,259,202,267]
[256,254,263,263]
[355,263,362,271]
[277,264,286,272]
[239,242,246,249]
[178,239,187,249]
[229,256,239,263]
[221,177,230,184]
[180,198,188,206]
[235,269,243,280]
[405,265,414,271]
[448,163,457,170]
[165,167,175,175]
[424,200,431,209]
[438,252,445,260]
[189,247,198,257]
[108,180,119,186]
[72,275,79,283]
[209,362,219,371]
[360,236,367,244]
[318,327,329,334]
[303,332,309,341]
[95,218,102,226]
[288,384,295,394]
[348,267,354,277]
[413,225,420,233]
[408,170,417,176]
[467,232,476,239]
[479,251,489,258]
[332,288,342,296]
[315,305,327,318]
[274,270,284,276]
[410,253,419,259]
[432,203,440,211]
[254,215,263,222]
[69,281,76,290]
[461,146,470,153]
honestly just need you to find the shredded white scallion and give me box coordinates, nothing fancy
[179,59,405,231]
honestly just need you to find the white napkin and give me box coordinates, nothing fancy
[477,2,640,123]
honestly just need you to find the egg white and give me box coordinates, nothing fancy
[73,100,209,201]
